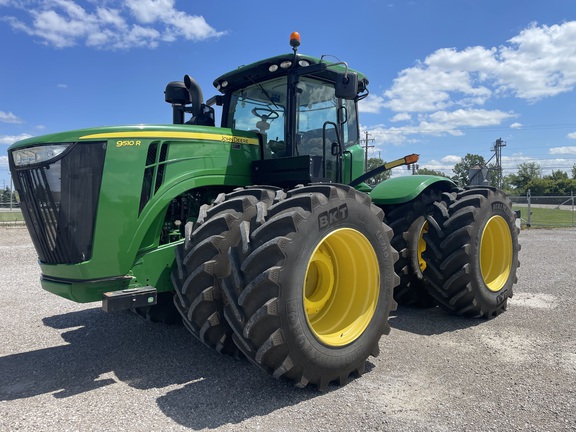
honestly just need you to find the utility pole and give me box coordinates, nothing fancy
[491,137,506,188]
[362,131,374,172]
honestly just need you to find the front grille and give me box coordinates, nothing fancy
[10,142,107,264]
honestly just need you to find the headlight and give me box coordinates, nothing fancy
[12,144,70,167]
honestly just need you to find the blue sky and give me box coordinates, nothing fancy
[1,0,575,189]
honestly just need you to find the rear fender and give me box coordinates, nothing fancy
[369,175,456,205]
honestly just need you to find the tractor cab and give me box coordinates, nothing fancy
[166,32,369,187]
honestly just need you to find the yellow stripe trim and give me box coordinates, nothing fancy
[79,131,259,145]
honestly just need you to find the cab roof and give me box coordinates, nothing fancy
[212,53,369,95]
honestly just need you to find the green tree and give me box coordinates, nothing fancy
[572,163,576,179]
[500,174,515,194]
[416,167,449,177]
[544,170,568,181]
[452,153,486,187]
[524,178,553,195]
[366,157,391,185]
[521,173,576,196]
[551,178,576,195]
[507,162,542,193]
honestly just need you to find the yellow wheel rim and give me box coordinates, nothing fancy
[480,215,513,292]
[303,228,380,347]
[417,220,428,273]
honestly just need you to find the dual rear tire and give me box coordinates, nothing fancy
[172,184,399,390]
[222,184,399,390]
[422,187,520,318]
[171,188,277,355]
[382,185,520,319]
[382,188,443,308]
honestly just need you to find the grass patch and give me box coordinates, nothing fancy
[513,205,576,227]
[0,210,24,222]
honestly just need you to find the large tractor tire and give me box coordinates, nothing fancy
[422,187,520,318]
[222,184,399,390]
[382,188,443,308]
[171,187,278,356]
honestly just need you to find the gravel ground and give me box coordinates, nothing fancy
[0,227,575,432]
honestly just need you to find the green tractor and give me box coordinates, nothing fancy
[8,33,519,390]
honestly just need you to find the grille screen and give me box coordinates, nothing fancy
[11,142,107,264]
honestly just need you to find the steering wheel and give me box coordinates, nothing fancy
[251,107,279,121]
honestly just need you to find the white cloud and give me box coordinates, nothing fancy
[125,0,173,24]
[411,120,465,137]
[359,95,386,114]
[0,111,22,124]
[0,133,33,145]
[510,122,523,129]
[0,155,8,167]
[383,21,576,115]
[538,158,575,176]
[442,155,462,164]
[419,159,454,173]
[390,112,411,122]
[567,132,576,139]
[549,146,576,155]
[496,22,576,99]
[428,109,515,127]
[384,47,494,113]
[2,0,225,49]
[362,124,408,146]
[363,109,514,145]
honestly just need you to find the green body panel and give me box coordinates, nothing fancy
[40,276,132,303]
[130,241,182,292]
[12,124,261,302]
[343,144,365,184]
[369,175,456,205]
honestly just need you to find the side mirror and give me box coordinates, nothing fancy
[335,72,359,99]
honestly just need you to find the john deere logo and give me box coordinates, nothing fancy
[318,204,348,229]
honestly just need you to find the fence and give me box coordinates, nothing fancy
[510,191,575,228]
[0,197,19,209]
[0,194,23,227]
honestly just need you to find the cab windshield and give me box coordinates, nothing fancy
[227,77,286,157]
[226,75,359,161]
